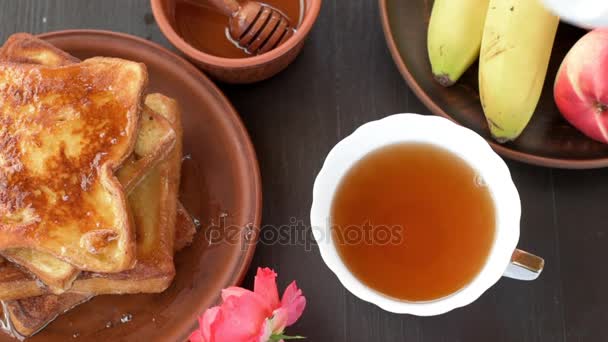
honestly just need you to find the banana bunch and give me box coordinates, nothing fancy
[427,0,559,142]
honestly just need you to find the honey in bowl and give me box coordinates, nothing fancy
[174,0,303,58]
[331,143,496,302]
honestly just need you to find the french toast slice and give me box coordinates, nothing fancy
[0,93,192,338]
[0,57,146,272]
[0,93,185,300]
[1,293,92,339]
[115,104,177,194]
[0,257,42,301]
[0,204,196,338]
[143,93,184,253]
[68,93,183,295]
[0,33,175,194]
[0,33,79,66]
[0,198,195,301]
[1,104,176,294]
[0,34,177,292]
[1,250,80,294]
[175,201,197,252]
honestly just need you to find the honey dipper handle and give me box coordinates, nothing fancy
[205,0,241,16]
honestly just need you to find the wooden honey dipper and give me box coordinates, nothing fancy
[205,0,294,55]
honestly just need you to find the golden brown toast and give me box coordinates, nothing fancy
[0,33,175,195]
[0,93,185,300]
[0,104,176,294]
[0,34,177,292]
[69,93,183,295]
[0,258,42,301]
[0,93,193,338]
[1,250,79,294]
[175,202,196,251]
[0,35,194,337]
[1,293,92,339]
[144,94,184,253]
[0,199,195,301]
[0,58,147,273]
[0,33,79,66]
[115,105,177,194]
[0,205,196,338]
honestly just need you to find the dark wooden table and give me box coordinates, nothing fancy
[1,1,606,341]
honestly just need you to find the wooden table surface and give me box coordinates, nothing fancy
[1,1,606,341]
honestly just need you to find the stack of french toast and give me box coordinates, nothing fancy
[0,33,197,339]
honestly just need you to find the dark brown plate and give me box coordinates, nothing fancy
[379,0,608,169]
[4,30,262,342]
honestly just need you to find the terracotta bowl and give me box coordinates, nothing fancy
[151,0,322,83]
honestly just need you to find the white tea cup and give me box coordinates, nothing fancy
[310,114,543,316]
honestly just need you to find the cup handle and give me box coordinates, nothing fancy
[503,249,544,281]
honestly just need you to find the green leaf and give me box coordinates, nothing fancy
[269,333,306,341]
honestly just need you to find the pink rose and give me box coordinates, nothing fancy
[189,267,306,342]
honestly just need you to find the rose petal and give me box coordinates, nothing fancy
[200,306,221,342]
[254,267,280,309]
[270,308,289,334]
[256,309,288,342]
[222,286,252,301]
[223,286,274,315]
[281,281,306,326]
[213,291,272,342]
[221,286,251,301]
[189,329,203,342]
[257,318,273,342]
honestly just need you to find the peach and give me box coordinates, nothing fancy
[554,29,608,143]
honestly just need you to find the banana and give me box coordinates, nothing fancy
[427,0,489,87]
[479,0,559,142]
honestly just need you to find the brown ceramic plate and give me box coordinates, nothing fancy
[379,0,608,169]
[6,30,262,342]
